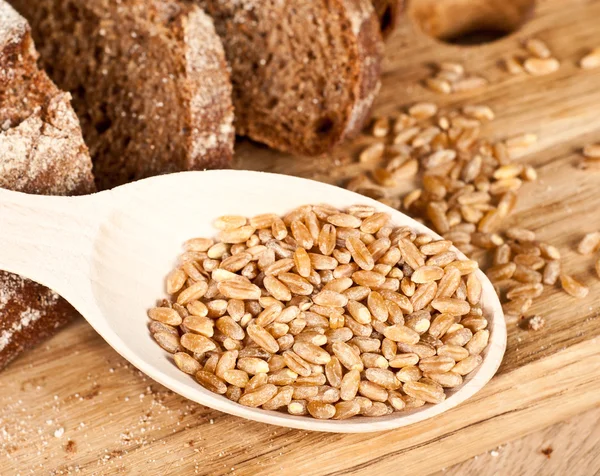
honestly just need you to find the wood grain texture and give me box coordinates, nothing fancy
[2,0,600,473]
[442,405,600,475]
[1,322,599,475]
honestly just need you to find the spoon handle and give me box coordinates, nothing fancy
[0,188,110,308]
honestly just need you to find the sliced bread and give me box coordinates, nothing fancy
[198,0,384,156]
[0,0,94,369]
[0,1,94,194]
[10,0,234,189]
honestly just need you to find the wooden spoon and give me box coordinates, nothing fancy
[0,170,506,432]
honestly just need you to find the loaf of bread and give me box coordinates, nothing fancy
[198,0,384,156]
[10,0,235,189]
[0,1,95,369]
[372,0,403,38]
[0,0,389,369]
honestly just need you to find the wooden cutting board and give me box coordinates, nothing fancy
[2,0,600,474]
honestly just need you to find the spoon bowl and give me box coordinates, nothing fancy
[0,170,506,433]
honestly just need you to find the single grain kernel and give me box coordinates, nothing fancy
[580,48,600,69]
[560,275,589,299]
[578,232,600,255]
[524,57,560,76]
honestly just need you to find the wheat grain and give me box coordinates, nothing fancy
[583,143,600,159]
[578,232,600,254]
[504,55,525,74]
[404,381,445,404]
[360,143,385,163]
[409,102,438,120]
[153,332,180,353]
[148,307,182,326]
[425,77,452,94]
[580,48,600,70]
[151,204,491,420]
[452,76,488,92]
[560,275,589,298]
[525,38,551,59]
[524,57,560,75]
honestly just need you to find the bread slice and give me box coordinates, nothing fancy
[372,0,403,38]
[10,0,234,189]
[0,271,80,371]
[0,2,94,194]
[198,0,384,156]
[0,0,94,370]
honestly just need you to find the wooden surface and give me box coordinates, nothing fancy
[2,0,600,473]
[443,404,600,475]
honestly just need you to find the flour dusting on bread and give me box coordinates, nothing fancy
[0,0,93,369]
[9,0,234,189]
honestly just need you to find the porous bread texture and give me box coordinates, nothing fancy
[198,0,384,156]
[371,0,403,38]
[10,0,234,189]
[0,0,94,370]
[0,1,94,195]
[0,93,96,195]
[0,271,78,370]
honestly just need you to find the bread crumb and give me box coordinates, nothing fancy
[541,446,553,458]
[64,440,76,453]
[527,315,545,331]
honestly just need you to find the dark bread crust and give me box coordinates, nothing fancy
[371,0,403,39]
[0,272,79,370]
[0,89,96,195]
[199,0,384,156]
[10,0,234,189]
[340,0,385,142]
[177,6,235,173]
[0,2,95,195]
[0,1,94,370]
